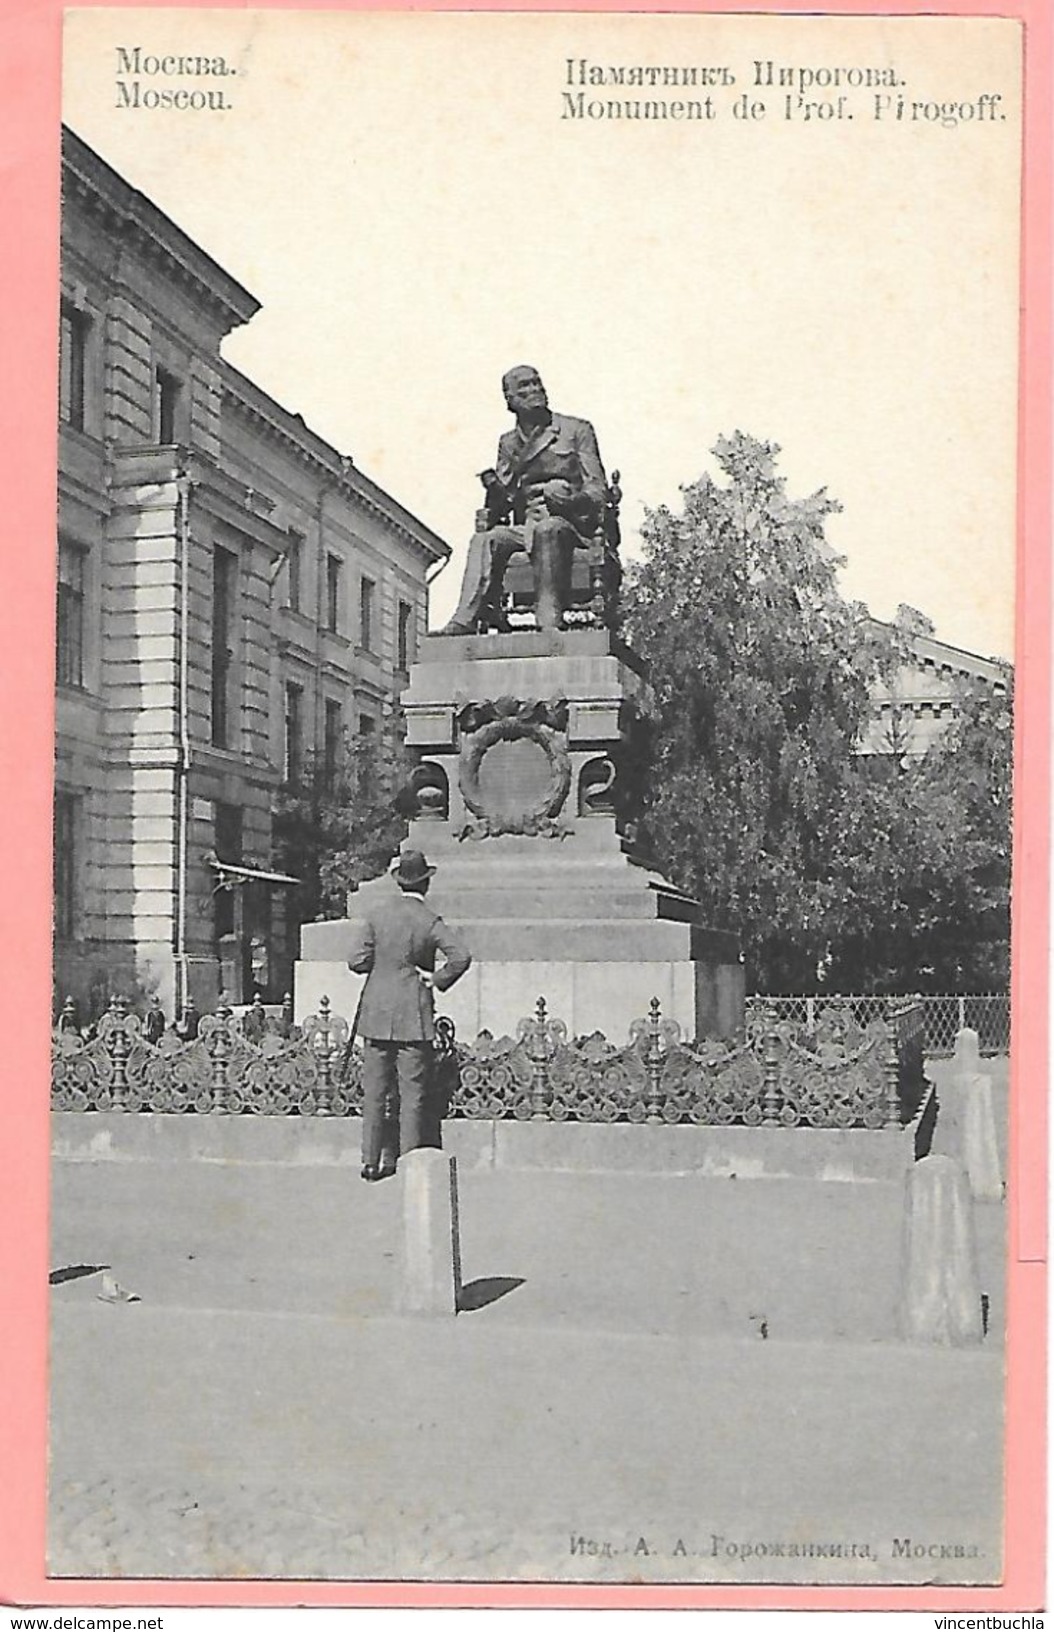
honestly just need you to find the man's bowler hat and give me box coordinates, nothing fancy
[395,849,437,888]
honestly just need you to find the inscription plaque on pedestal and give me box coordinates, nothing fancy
[476,736,552,820]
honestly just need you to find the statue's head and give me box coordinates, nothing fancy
[502,365,548,417]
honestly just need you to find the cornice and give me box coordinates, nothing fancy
[62,127,260,337]
[218,364,450,568]
[868,615,1013,688]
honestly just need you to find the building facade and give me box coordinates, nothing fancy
[859,606,1012,760]
[56,128,448,1019]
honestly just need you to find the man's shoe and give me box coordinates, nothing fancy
[377,1163,397,1181]
[361,1164,382,1182]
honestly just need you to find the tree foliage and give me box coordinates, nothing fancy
[622,432,1012,992]
[826,674,1013,991]
[272,715,416,925]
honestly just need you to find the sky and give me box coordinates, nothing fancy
[63,9,1022,657]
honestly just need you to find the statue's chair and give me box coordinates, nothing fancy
[483,471,623,632]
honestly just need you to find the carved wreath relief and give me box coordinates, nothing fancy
[455,696,572,840]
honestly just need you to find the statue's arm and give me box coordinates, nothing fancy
[483,436,518,525]
[570,419,608,529]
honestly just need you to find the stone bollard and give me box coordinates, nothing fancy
[399,1148,462,1316]
[952,1028,1003,1201]
[900,1154,983,1346]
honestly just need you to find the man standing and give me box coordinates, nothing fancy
[441,365,609,634]
[346,850,471,1181]
[143,995,166,1044]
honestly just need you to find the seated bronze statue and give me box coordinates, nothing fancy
[441,365,620,634]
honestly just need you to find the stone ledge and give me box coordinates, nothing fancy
[420,628,646,675]
[52,1111,913,1181]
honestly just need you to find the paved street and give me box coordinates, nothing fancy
[48,1150,1005,1586]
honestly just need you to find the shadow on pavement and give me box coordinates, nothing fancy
[50,1264,110,1285]
[458,1275,525,1312]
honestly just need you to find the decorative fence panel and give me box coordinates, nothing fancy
[53,992,927,1131]
[53,996,365,1118]
[745,993,1009,1059]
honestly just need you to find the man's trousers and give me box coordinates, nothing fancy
[360,1039,435,1169]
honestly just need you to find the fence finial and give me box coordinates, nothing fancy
[643,997,665,1123]
[512,996,569,1120]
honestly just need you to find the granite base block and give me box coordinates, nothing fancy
[293,955,737,1044]
[399,1148,462,1316]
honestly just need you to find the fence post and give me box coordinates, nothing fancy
[762,1006,781,1124]
[313,994,335,1109]
[208,1013,231,1111]
[805,995,816,1034]
[108,993,130,1109]
[883,1017,901,1127]
[642,997,666,1124]
[524,997,553,1120]
[957,995,966,1033]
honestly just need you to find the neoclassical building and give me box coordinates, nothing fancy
[860,606,1012,760]
[56,127,448,1018]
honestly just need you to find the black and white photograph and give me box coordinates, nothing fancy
[49,8,1020,1589]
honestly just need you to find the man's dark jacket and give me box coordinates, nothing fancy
[346,885,471,1041]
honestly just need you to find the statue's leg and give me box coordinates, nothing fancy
[478,529,520,628]
[441,529,519,635]
[532,518,575,631]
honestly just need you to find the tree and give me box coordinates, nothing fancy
[623,432,891,990]
[272,715,417,926]
[825,674,1013,991]
[623,431,1013,992]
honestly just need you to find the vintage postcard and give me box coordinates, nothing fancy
[1,0,1047,1612]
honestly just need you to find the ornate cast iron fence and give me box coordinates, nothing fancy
[53,992,924,1130]
[443,996,917,1129]
[52,994,365,1117]
[745,993,1009,1059]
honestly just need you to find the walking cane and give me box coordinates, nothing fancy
[339,987,363,1084]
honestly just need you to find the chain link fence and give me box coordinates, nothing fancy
[746,994,1009,1059]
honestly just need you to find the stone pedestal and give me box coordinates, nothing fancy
[399,1149,462,1316]
[952,1028,1003,1200]
[900,1154,984,1346]
[298,629,743,1043]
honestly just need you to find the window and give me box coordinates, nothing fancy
[56,541,86,689]
[325,554,343,634]
[211,546,236,747]
[283,682,303,784]
[152,366,182,444]
[323,699,343,792]
[59,302,89,431]
[397,600,413,671]
[286,532,303,615]
[360,577,375,652]
[54,792,78,939]
[213,802,243,940]
[214,801,243,863]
